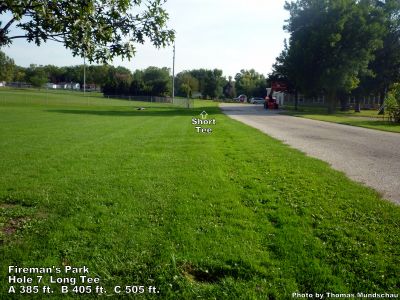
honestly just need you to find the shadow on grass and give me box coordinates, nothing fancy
[45,107,223,117]
[340,120,400,128]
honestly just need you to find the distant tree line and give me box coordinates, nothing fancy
[0,55,132,90]
[103,67,270,99]
[1,50,270,99]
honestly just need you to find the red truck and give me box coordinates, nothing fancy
[264,96,279,109]
[264,82,287,110]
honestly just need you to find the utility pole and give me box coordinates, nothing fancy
[83,51,86,96]
[172,42,175,103]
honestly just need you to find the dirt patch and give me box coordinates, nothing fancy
[181,263,220,283]
[3,217,30,235]
[0,203,18,209]
[180,261,256,284]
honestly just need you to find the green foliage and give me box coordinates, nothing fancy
[142,66,171,96]
[25,64,48,89]
[188,69,226,99]
[0,0,175,63]
[355,0,400,101]
[223,76,236,99]
[0,50,15,81]
[102,66,171,97]
[12,66,26,82]
[129,70,146,96]
[235,69,267,98]
[279,0,386,112]
[386,83,400,123]
[175,72,199,98]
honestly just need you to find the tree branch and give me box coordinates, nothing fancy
[1,0,35,33]
[2,17,17,33]
[8,35,29,40]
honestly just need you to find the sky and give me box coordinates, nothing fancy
[1,0,290,78]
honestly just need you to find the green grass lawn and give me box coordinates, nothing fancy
[282,105,400,133]
[1,90,399,299]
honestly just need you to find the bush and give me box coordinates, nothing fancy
[386,83,400,123]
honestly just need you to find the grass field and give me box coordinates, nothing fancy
[1,89,399,299]
[282,105,400,133]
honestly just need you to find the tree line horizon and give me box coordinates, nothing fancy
[0,53,270,99]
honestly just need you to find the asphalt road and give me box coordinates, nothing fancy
[220,103,400,205]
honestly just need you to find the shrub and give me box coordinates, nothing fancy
[386,83,400,123]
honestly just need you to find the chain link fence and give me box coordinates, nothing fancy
[104,94,193,108]
[0,88,194,108]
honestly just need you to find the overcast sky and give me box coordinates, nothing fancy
[1,0,290,78]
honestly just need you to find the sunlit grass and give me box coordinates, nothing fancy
[282,105,400,133]
[0,90,399,299]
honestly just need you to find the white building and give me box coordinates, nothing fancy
[46,82,81,90]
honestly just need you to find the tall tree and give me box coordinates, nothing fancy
[0,0,174,63]
[235,69,266,98]
[142,66,171,96]
[270,39,303,110]
[25,64,48,89]
[129,70,146,95]
[283,0,385,113]
[176,71,199,98]
[0,50,15,81]
[223,76,236,99]
[189,69,225,99]
[365,0,400,113]
[13,66,26,82]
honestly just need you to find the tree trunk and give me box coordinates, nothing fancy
[326,90,337,114]
[294,90,298,111]
[354,98,361,113]
[340,94,348,111]
[378,88,386,115]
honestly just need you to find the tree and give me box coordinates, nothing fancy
[283,0,385,113]
[223,76,236,99]
[42,65,64,83]
[25,64,48,89]
[361,0,400,113]
[102,65,132,95]
[176,72,199,98]
[90,65,112,88]
[235,69,266,98]
[13,66,26,82]
[386,83,400,122]
[204,69,225,99]
[142,66,171,96]
[0,0,175,63]
[269,39,303,110]
[129,70,146,95]
[0,50,15,81]
[189,69,225,99]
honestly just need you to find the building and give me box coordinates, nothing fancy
[46,82,81,90]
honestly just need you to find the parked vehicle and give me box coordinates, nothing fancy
[249,97,265,104]
[233,94,247,103]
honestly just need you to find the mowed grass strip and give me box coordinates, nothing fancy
[0,91,399,299]
[281,105,400,133]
